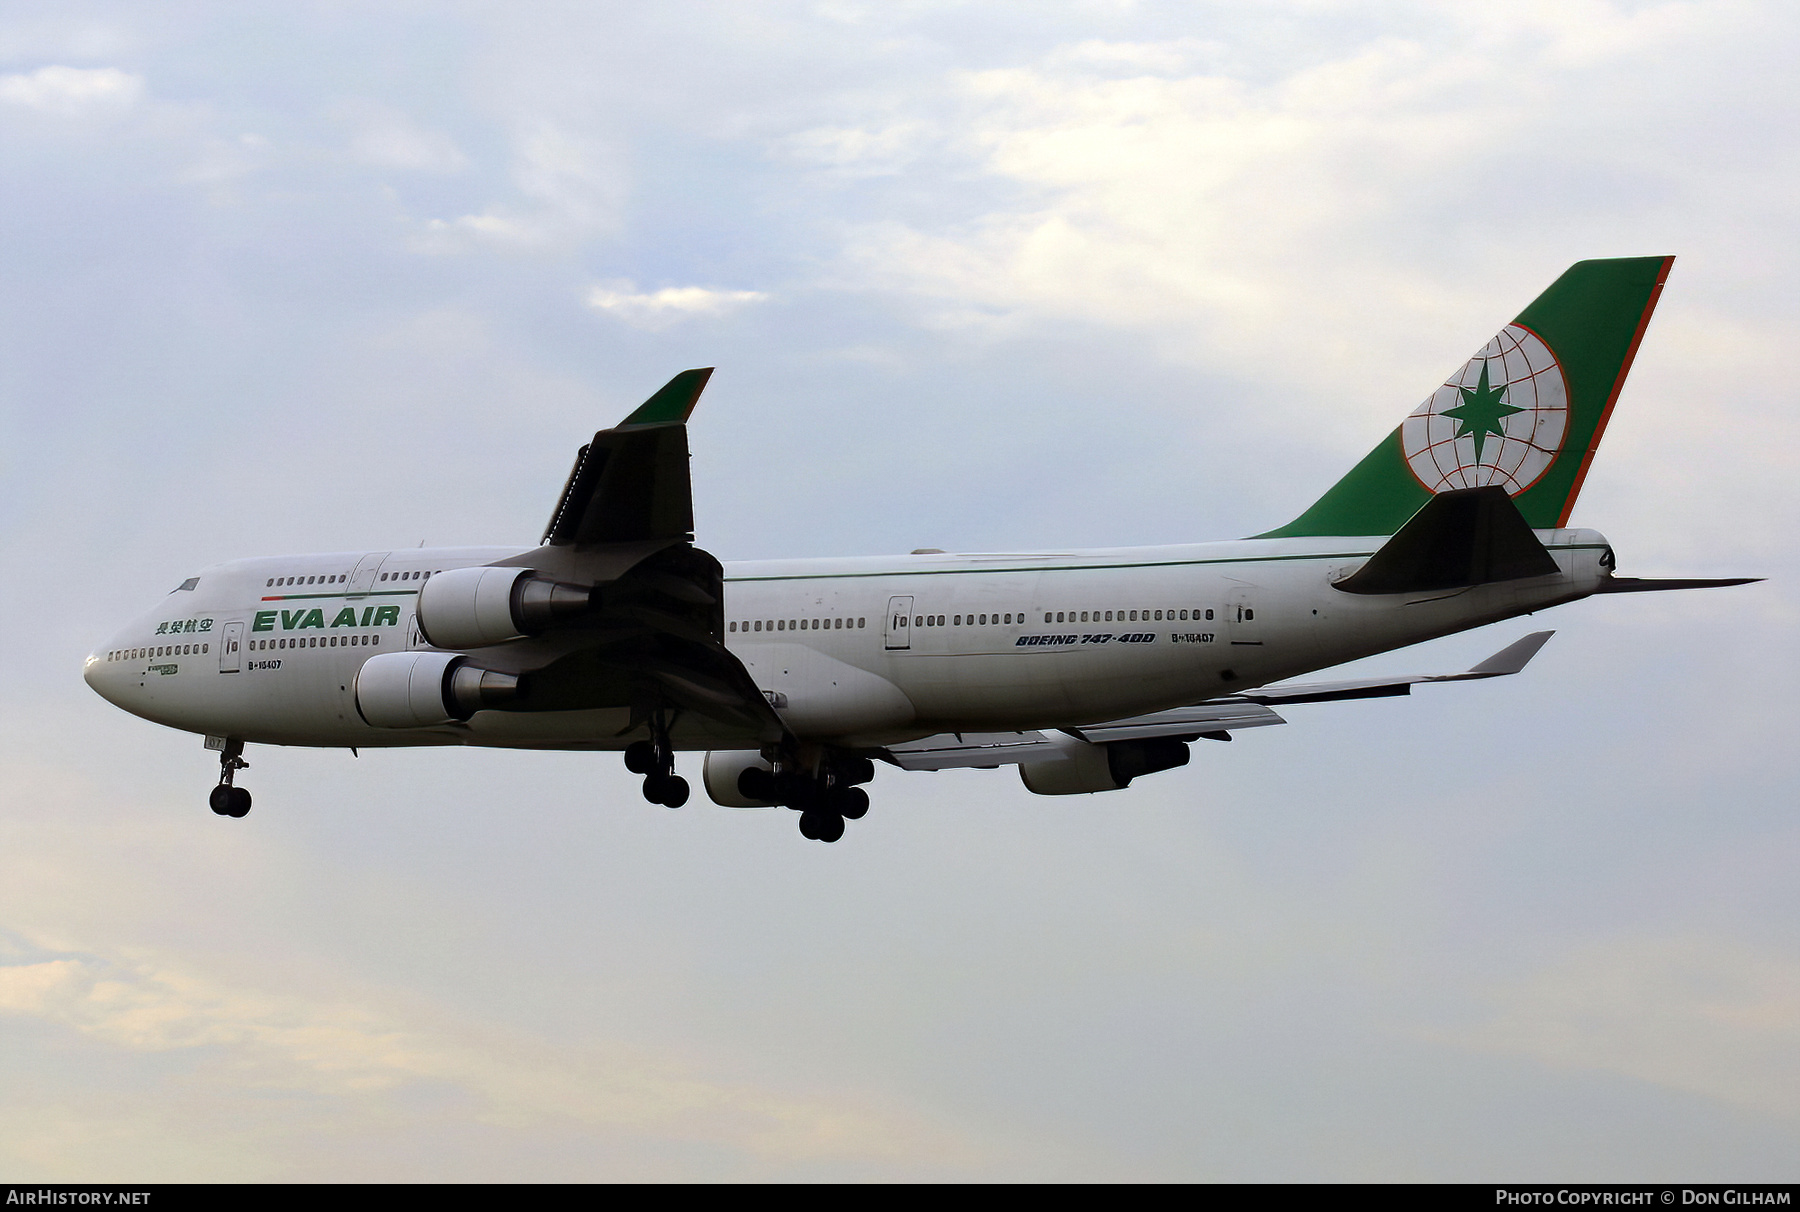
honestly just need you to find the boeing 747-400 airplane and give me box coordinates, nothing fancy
[85,256,1755,841]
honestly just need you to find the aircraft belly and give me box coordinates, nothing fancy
[739,643,916,737]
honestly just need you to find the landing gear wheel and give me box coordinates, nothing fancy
[799,811,845,843]
[211,738,250,818]
[659,775,689,809]
[623,741,655,775]
[642,773,668,803]
[737,767,775,802]
[833,787,869,821]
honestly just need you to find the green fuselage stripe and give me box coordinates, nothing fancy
[259,590,419,601]
[723,544,1606,584]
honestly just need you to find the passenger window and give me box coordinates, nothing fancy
[1244,608,1255,621]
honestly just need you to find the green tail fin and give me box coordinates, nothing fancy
[1259,257,1673,537]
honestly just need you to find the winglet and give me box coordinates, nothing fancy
[620,368,714,427]
[1464,630,1554,677]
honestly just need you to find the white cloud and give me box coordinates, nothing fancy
[586,281,769,327]
[418,124,624,252]
[794,3,1790,432]
[1458,936,1800,1116]
[783,121,933,176]
[0,940,957,1168]
[0,65,142,115]
[344,106,468,174]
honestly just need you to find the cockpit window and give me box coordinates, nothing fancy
[173,577,200,592]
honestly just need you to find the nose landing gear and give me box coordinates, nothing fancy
[209,739,251,818]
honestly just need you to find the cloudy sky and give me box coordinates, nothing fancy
[2,0,1797,1181]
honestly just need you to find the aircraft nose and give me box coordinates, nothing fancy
[83,645,121,706]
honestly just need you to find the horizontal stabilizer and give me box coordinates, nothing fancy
[1242,630,1554,705]
[1596,576,1762,593]
[1334,485,1559,595]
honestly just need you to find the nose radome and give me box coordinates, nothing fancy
[83,649,118,705]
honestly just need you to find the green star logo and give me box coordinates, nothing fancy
[1440,359,1522,465]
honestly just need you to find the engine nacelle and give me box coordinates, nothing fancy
[703,750,777,807]
[354,650,520,728]
[1019,737,1190,795]
[415,565,591,649]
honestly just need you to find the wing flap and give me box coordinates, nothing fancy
[886,732,1060,771]
[1065,702,1286,743]
[885,702,1288,771]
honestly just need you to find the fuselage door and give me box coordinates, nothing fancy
[347,552,389,598]
[218,621,244,672]
[1227,591,1263,647]
[885,596,914,651]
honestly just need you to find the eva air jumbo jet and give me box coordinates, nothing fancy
[85,257,1755,842]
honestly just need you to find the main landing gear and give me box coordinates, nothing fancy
[737,755,873,844]
[209,739,251,818]
[623,719,689,808]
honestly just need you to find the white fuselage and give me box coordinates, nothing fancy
[84,531,1612,752]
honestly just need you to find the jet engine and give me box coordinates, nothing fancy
[1019,736,1190,795]
[702,751,877,808]
[703,750,777,807]
[414,565,591,649]
[354,650,520,728]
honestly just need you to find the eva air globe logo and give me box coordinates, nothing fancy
[1402,323,1569,495]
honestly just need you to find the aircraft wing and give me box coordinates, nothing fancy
[880,632,1553,771]
[1237,629,1553,705]
[883,702,1287,771]
[478,370,787,743]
